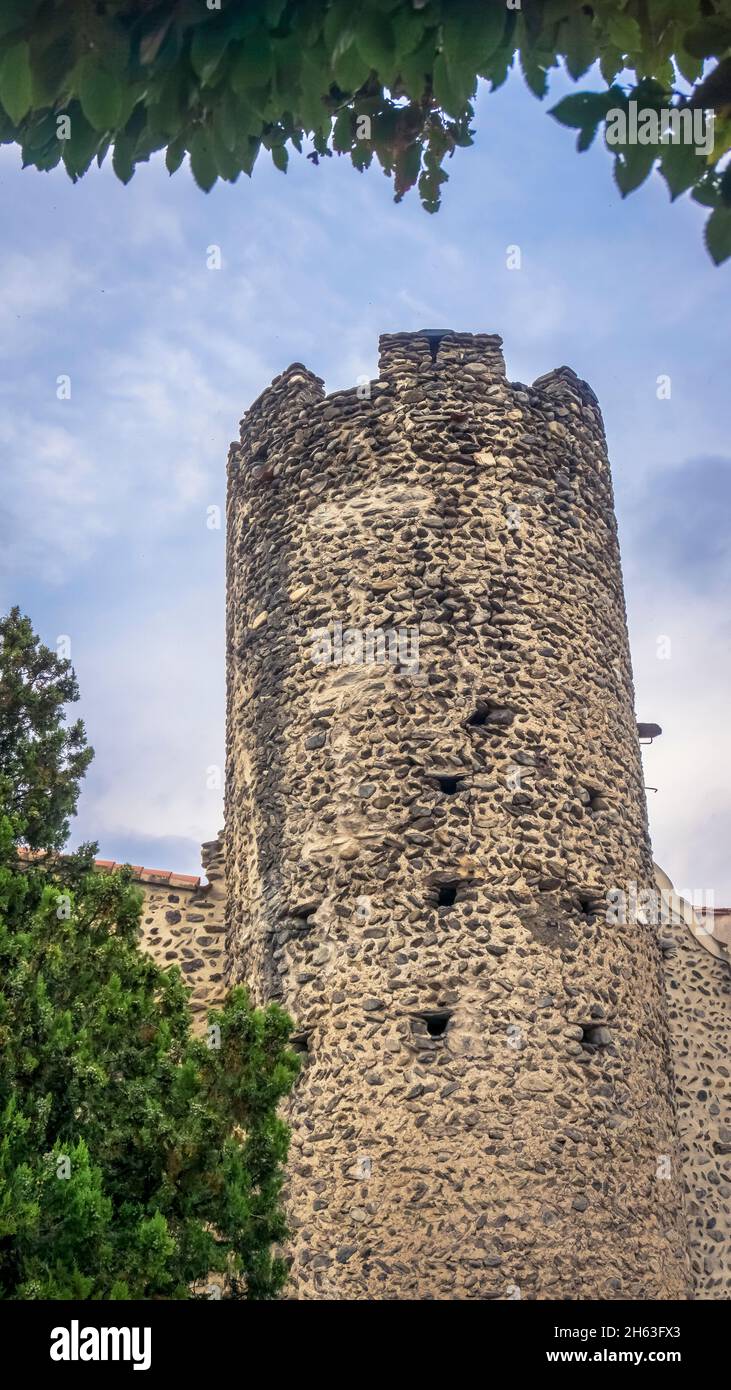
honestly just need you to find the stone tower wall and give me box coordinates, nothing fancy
[225,330,691,1300]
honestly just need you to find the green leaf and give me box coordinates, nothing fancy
[211,124,240,181]
[112,133,135,184]
[433,51,475,116]
[433,52,459,116]
[577,123,598,153]
[599,45,623,85]
[485,44,513,92]
[239,135,260,177]
[691,175,720,209]
[659,141,704,202]
[298,45,329,129]
[355,10,395,73]
[117,83,142,131]
[61,106,101,180]
[351,141,372,172]
[271,143,288,173]
[605,14,641,54]
[613,143,657,197]
[230,32,274,95]
[324,1,356,55]
[419,159,448,214]
[549,91,614,129]
[704,206,731,265]
[561,11,596,81]
[213,87,238,151]
[99,20,130,78]
[29,31,75,107]
[19,108,56,159]
[332,108,352,153]
[332,38,371,92]
[520,50,550,100]
[190,24,230,85]
[147,65,185,138]
[397,34,435,102]
[684,19,731,61]
[391,7,427,60]
[443,0,505,73]
[165,135,186,175]
[674,47,703,86]
[189,128,218,191]
[653,58,675,92]
[243,82,272,122]
[273,32,302,95]
[76,56,122,131]
[34,142,61,172]
[394,141,421,201]
[0,40,32,124]
[0,0,39,40]
[139,20,172,67]
[131,126,166,166]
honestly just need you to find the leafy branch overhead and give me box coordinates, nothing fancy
[1,1,730,262]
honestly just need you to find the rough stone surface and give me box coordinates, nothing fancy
[660,897,731,1299]
[223,329,693,1301]
[135,832,227,1027]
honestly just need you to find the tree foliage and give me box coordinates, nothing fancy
[0,607,93,853]
[0,609,300,1299]
[0,1,730,260]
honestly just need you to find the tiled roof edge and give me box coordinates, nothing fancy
[17,847,201,889]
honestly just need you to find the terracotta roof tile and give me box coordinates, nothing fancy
[17,846,200,889]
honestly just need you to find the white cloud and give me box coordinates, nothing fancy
[73,585,224,853]
[629,585,731,900]
[0,418,111,584]
[0,249,90,350]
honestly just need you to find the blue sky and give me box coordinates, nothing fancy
[1,66,729,899]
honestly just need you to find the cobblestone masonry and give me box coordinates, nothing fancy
[129,833,227,1026]
[653,873,731,1299]
[224,330,693,1300]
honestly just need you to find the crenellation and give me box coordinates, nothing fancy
[377,330,507,385]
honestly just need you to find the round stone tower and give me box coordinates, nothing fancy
[225,330,691,1300]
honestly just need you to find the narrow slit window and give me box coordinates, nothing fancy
[580,1023,611,1048]
[437,880,458,907]
[288,900,320,927]
[414,1010,452,1038]
[467,701,514,729]
[437,775,464,795]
